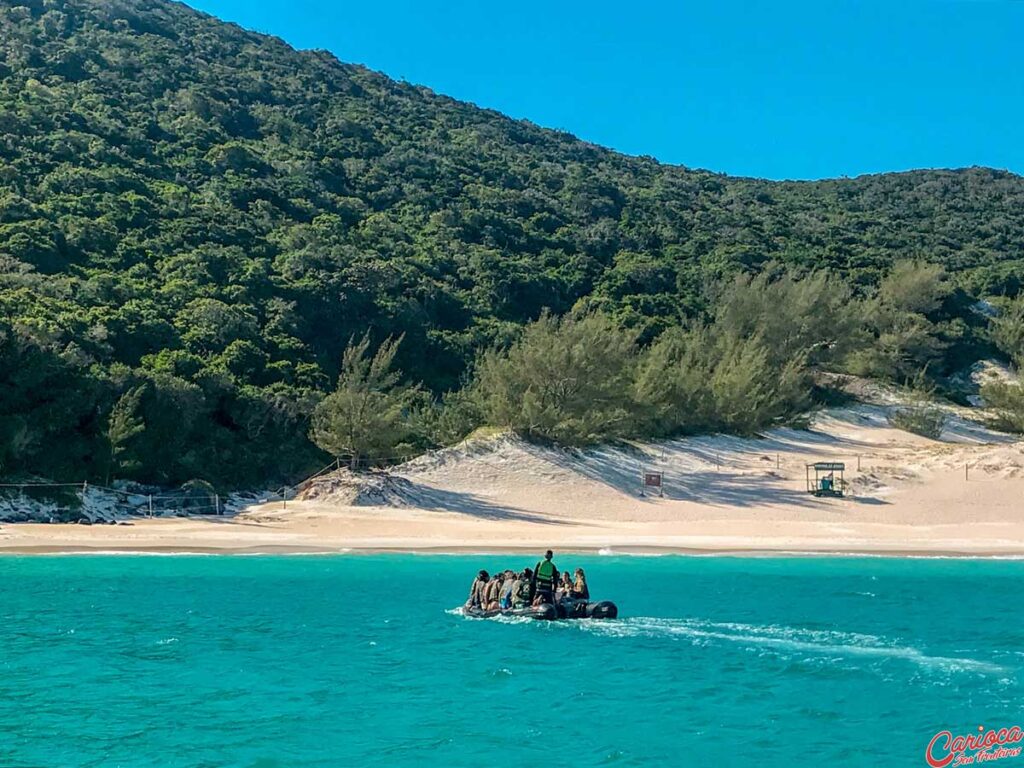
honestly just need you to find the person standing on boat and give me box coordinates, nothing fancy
[532,550,558,605]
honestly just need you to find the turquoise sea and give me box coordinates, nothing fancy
[1,555,1021,767]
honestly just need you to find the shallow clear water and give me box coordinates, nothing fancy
[1,555,1021,767]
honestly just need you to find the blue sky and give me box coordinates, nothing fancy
[186,0,1022,180]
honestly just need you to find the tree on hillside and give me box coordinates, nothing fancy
[412,387,481,448]
[990,297,1024,368]
[845,260,950,381]
[878,260,950,315]
[708,334,808,434]
[635,325,808,436]
[472,312,639,445]
[981,379,1024,433]
[106,385,145,484]
[981,297,1024,433]
[310,335,418,469]
[713,266,864,369]
[0,322,102,481]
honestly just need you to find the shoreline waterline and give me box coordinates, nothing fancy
[2,542,1023,558]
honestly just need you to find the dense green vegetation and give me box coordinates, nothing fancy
[2,0,1023,487]
[980,297,1024,432]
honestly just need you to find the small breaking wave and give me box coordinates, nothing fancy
[596,549,670,557]
[577,617,1004,674]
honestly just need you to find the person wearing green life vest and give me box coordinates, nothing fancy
[531,550,558,605]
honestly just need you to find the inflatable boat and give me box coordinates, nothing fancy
[464,599,618,621]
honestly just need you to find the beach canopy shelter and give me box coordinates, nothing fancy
[806,462,845,497]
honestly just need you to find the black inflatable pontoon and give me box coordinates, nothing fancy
[464,600,618,621]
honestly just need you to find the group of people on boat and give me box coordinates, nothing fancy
[464,550,589,611]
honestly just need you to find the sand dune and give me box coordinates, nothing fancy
[2,402,1022,555]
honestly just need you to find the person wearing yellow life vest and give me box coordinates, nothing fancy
[531,550,559,605]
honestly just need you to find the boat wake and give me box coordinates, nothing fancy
[575,617,1005,675]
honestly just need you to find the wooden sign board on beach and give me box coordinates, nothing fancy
[642,471,664,497]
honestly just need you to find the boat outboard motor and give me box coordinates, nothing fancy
[586,601,618,619]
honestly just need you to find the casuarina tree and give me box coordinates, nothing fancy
[310,335,419,469]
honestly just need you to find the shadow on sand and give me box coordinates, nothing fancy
[537,434,857,510]
[399,483,578,525]
[555,443,893,508]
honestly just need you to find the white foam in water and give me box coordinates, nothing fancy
[446,606,542,625]
[595,548,669,557]
[487,614,535,625]
[577,617,1004,675]
[448,608,1005,675]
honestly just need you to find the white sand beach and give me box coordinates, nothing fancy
[2,402,1023,556]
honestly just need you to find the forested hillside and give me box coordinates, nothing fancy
[2,0,1024,488]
